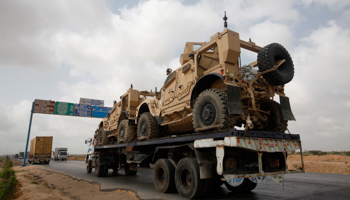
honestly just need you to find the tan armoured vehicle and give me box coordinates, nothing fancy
[96,87,160,145]
[135,26,295,139]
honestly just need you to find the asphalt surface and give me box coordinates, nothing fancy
[27,160,350,200]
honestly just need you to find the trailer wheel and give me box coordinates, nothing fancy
[257,43,294,85]
[193,89,232,132]
[118,119,137,143]
[137,112,159,140]
[95,160,104,177]
[175,158,206,199]
[153,159,176,193]
[258,101,287,132]
[224,178,257,193]
[124,164,138,176]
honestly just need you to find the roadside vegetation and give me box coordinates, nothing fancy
[0,158,19,199]
[67,154,86,161]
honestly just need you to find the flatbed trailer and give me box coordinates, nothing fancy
[87,129,304,199]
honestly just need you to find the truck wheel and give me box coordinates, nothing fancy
[86,161,92,173]
[137,112,159,140]
[224,178,257,193]
[153,159,176,193]
[95,160,105,177]
[118,119,137,143]
[99,127,109,145]
[175,158,206,199]
[257,43,294,85]
[193,89,232,132]
[259,101,287,132]
[124,164,138,176]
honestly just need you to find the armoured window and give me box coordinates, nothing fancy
[182,65,188,72]
[164,72,174,86]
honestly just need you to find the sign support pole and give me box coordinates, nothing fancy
[22,102,34,167]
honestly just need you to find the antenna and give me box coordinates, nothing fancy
[223,11,228,29]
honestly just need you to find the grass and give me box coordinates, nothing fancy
[0,158,19,200]
[31,181,38,184]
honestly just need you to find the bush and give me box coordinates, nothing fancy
[308,151,327,156]
[345,152,350,156]
[0,158,18,200]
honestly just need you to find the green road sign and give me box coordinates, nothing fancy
[55,102,74,115]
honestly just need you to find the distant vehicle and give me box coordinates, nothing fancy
[15,154,19,159]
[53,148,68,161]
[19,152,24,159]
[28,136,53,164]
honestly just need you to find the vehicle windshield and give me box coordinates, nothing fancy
[59,151,67,155]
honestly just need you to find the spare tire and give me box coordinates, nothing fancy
[257,43,294,85]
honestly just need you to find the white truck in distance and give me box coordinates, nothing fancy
[53,148,68,161]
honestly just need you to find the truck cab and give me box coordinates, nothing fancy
[54,148,68,161]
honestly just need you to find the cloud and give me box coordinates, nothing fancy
[287,20,350,149]
[301,0,350,11]
[1,0,350,154]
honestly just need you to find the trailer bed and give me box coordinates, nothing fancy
[95,129,300,149]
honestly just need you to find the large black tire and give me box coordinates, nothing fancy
[99,127,109,145]
[86,160,92,173]
[137,112,159,140]
[124,164,138,176]
[175,158,206,199]
[93,138,98,147]
[95,159,104,177]
[258,43,294,85]
[224,178,257,193]
[259,101,287,132]
[153,159,176,193]
[193,89,232,132]
[118,119,137,143]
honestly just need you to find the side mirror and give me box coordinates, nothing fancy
[166,68,172,75]
[85,140,87,144]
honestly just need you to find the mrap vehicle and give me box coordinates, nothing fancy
[85,16,303,198]
[86,129,304,199]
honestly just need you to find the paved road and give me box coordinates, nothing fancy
[41,160,350,200]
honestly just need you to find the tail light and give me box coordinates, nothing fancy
[270,159,280,168]
[224,157,237,171]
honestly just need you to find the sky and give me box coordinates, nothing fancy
[1,0,350,155]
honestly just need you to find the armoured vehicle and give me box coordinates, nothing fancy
[96,87,160,144]
[135,26,295,139]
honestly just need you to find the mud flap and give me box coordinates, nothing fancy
[227,85,244,115]
[279,96,296,121]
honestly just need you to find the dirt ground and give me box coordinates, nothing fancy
[0,158,138,200]
[1,155,349,200]
[287,155,350,175]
